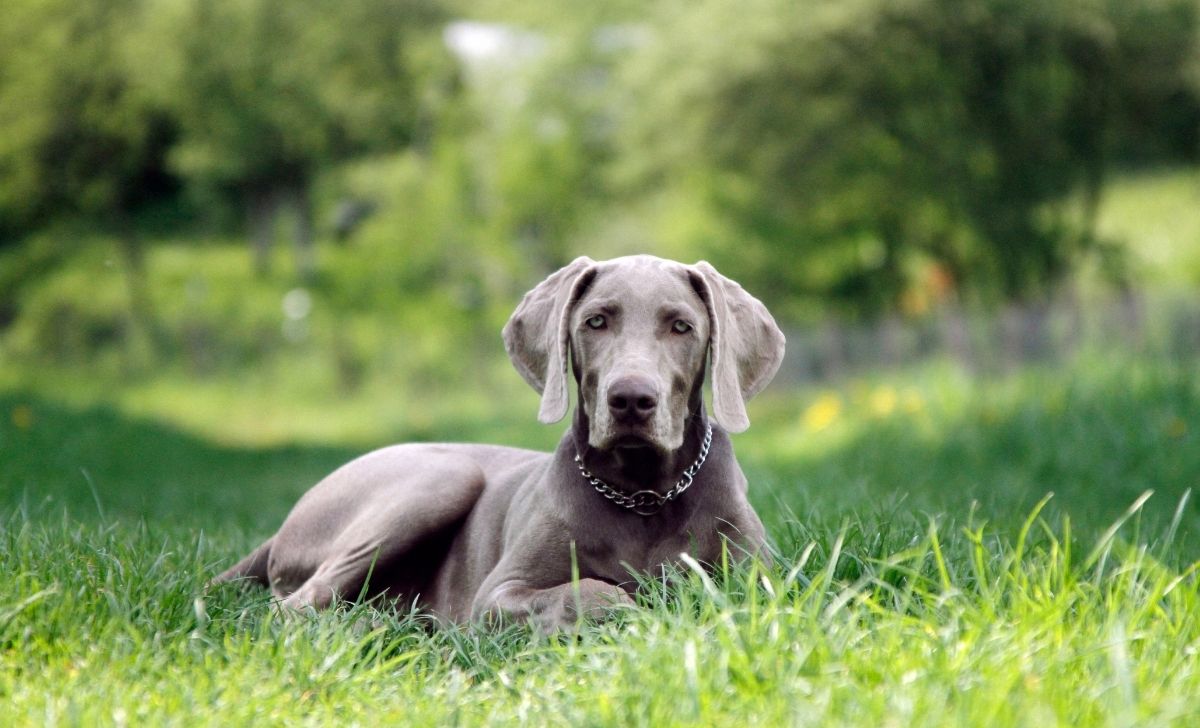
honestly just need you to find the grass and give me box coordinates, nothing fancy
[3,500,1197,725]
[1094,167,1200,289]
[2,353,1199,726]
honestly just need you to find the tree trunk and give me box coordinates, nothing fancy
[247,187,277,277]
[114,215,162,367]
[287,180,316,281]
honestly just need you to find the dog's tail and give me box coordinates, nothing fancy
[211,537,274,587]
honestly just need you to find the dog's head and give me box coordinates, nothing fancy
[503,255,785,452]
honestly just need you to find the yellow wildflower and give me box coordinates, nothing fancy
[901,389,924,414]
[803,392,842,432]
[870,386,897,417]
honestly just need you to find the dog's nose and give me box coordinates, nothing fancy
[607,376,659,424]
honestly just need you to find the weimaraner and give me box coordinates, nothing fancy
[214,255,785,632]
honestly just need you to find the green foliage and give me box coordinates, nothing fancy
[132,0,447,193]
[4,0,1199,323]
[4,244,133,366]
[0,0,176,237]
[1,0,1199,385]
[618,0,1200,313]
[0,166,1195,436]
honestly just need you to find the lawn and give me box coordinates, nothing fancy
[2,351,1198,726]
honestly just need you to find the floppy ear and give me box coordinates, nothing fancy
[689,261,786,433]
[502,257,597,423]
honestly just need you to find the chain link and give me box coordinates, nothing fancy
[574,423,713,516]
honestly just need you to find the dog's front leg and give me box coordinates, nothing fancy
[473,579,634,633]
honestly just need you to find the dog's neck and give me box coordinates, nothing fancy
[569,392,709,495]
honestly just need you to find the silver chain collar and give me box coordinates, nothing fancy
[573,422,713,516]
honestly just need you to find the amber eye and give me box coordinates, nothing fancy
[586,314,606,330]
[672,320,692,334]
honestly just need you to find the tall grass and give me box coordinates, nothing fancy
[2,490,1197,725]
[0,358,1197,724]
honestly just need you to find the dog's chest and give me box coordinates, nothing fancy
[591,518,719,577]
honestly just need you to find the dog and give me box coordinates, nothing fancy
[214,255,785,632]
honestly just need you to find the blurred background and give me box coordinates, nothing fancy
[1,0,1198,536]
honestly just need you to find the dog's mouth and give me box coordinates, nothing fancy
[588,411,676,453]
[611,433,656,450]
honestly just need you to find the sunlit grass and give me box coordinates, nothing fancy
[2,352,1199,725]
[2,491,1197,725]
[1095,167,1200,288]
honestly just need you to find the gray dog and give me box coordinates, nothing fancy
[215,255,785,632]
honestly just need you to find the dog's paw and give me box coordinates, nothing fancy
[529,579,634,634]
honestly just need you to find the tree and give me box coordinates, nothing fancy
[0,0,177,352]
[618,0,1200,315]
[445,0,649,274]
[136,0,447,277]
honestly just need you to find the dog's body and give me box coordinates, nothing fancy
[215,255,785,631]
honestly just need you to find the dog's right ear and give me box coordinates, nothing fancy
[503,257,597,423]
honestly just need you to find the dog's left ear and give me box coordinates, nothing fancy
[503,257,597,423]
[689,261,786,433]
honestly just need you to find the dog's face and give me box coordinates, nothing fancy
[570,258,710,452]
[503,254,786,447]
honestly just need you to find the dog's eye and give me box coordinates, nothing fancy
[585,315,606,330]
[672,320,692,334]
